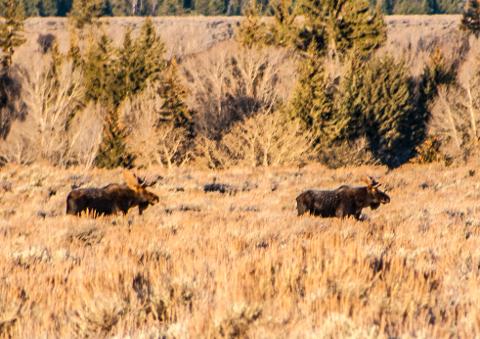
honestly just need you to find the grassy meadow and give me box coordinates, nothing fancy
[1,161,480,337]
[1,12,480,338]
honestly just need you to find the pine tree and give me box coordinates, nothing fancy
[269,0,298,48]
[0,0,25,69]
[193,0,224,15]
[236,0,270,48]
[289,42,335,144]
[95,108,134,168]
[461,0,480,37]
[69,0,103,29]
[348,56,419,166]
[67,28,83,70]
[38,0,57,15]
[299,0,386,58]
[114,18,167,104]
[158,59,193,133]
[114,27,136,102]
[134,18,167,84]
[418,48,455,107]
[158,0,184,14]
[82,33,115,104]
[332,58,367,143]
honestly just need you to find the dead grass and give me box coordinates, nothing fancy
[1,161,480,337]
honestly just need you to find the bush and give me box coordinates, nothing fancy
[194,110,314,168]
[410,135,445,164]
[183,43,295,140]
[120,84,191,169]
[0,57,101,167]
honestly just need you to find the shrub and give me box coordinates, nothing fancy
[194,110,314,168]
[183,43,295,140]
[120,84,191,169]
[0,57,99,167]
[410,135,445,164]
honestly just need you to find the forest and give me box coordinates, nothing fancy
[4,0,465,17]
[0,0,479,169]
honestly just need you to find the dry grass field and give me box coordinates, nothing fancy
[1,161,480,337]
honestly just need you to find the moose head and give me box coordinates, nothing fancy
[363,176,390,210]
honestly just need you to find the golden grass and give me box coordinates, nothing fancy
[1,161,480,337]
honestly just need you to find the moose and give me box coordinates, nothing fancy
[66,171,160,216]
[296,176,390,219]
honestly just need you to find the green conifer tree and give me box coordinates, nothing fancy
[69,0,103,29]
[299,0,386,58]
[236,0,270,48]
[114,18,167,103]
[344,56,419,166]
[134,17,167,84]
[0,0,25,69]
[269,0,298,48]
[95,108,134,168]
[289,42,335,144]
[158,59,193,133]
[114,27,136,103]
[67,28,83,70]
[83,33,115,104]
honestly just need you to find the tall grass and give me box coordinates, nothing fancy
[0,163,480,337]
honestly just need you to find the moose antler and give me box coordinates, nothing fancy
[364,176,381,188]
[124,171,162,189]
[139,174,162,188]
[123,171,142,191]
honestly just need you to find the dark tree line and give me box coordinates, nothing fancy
[0,0,465,16]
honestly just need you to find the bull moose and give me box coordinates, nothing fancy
[296,176,390,219]
[66,171,160,216]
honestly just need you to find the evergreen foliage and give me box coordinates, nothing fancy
[290,51,427,167]
[268,0,298,48]
[67,17,191,168]
[289,42,334,144]
[239,0,385,58]
[418,48,456,111]
[94,108,135,168]
[2,0,465,16]
[350,56,419,166]
[157,60,193,133]
[82,33,115,104]
[236,0,270,48]
[69,0,105,29]
[461,0,480,38]
[0,0,26,69]
[299,0,386,58]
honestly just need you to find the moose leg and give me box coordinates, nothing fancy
[138,202,148,215]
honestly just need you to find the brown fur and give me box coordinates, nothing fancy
[296,176,390,220]
[66,172,160,216]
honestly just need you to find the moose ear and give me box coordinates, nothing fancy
[364,176,373,188]
[123,171,141,191]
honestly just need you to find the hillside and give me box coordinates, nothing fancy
[16,15,463,64]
